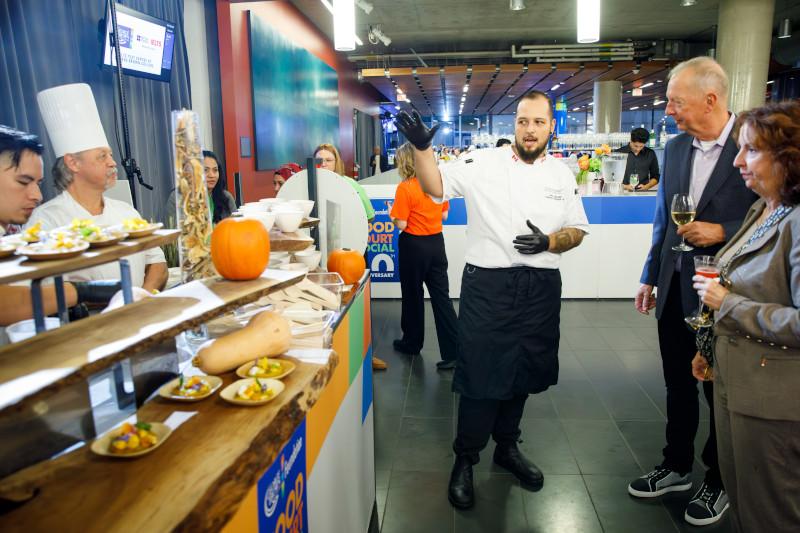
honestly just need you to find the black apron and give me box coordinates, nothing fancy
[453,263,561,400]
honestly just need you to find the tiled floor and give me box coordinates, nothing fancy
[371,299,731,533]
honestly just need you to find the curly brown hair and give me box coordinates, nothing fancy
[735,100,800,206]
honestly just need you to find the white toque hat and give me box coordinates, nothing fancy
[37,83,110,158]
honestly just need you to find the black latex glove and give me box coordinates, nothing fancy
[513,220,550,255]
[396,110,440,151]
[71,280,122,304]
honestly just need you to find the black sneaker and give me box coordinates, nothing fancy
[684,481,729,526]
[628,467,692,498]
[436,360,456,370]
[392,339,420,355]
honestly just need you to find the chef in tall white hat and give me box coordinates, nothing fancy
[27,83,167,292]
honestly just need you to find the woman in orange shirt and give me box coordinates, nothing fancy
[390,142,459,370]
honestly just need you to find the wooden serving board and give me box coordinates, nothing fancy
[269,230,314,252]
[0,230,180,285]
[299,217,319,229]
[0,352,338,532]
[0,270,306,414]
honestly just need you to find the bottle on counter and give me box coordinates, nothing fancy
[659,127,667,147]
[648,129,656,147]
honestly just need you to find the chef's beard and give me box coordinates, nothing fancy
[514,137,548,163]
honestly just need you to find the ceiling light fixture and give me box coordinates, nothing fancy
[463,85,469,93]
[632,88,643,96]
[550,84,561,91]
[630,106,639,110]
[510,0,526,11]
[577,0,600,43]
[640,82,654,88]
[332,0,355,51]
[368,25,392,46]
[653,99,665,105]
[779,18,792,39]
[681,0,696,6]
[355,0,373,14]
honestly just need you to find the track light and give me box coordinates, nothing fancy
[355,0,373,14]
[368,25,392,46]
[779,18,792,39]
[510,0,525,10]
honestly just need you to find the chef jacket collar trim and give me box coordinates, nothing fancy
[510,148,549,166]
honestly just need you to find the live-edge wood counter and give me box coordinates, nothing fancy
[0,352,338,532]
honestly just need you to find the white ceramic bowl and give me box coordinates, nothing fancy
[6,317,61,343]
[240,202,268,213]
[268,251,290,267]
[242,212,275,232]
[259,198,287,211]
[288,200,314,218]
[294,249,321,269]
[274,209,304,233]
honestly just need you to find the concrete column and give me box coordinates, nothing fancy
[717,0,775,112]
[593,81,622,133]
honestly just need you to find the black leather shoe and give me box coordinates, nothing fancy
[392,339,420,355]
[448,455,474,509]
[493,444,543,489]
[436,360,456,370]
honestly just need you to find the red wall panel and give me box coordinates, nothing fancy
[217,0,382,201]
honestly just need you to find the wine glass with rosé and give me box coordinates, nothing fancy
[686,255,719,329]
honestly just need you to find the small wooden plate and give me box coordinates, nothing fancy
[235,358,296,380]
[220,378,285,406]
[16,241,90,261]
[157,375,222,402]
[90,422,172,458]
[87,232,129,248]
[0,245,17,259]
[123,222,163,238]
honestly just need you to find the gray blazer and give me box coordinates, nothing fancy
[713,198,800,421]
[640,131,757,317]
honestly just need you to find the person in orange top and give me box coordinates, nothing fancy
[390,142,459,370]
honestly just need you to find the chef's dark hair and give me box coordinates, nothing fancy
[630,128,649,144]
[0,125,43,168]
[519,90,554,119]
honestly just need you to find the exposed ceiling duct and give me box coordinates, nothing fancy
[512,43,635,62]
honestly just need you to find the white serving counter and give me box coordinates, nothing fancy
[362,183,657,299]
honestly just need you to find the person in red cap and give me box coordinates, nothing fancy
[273,165,295,194]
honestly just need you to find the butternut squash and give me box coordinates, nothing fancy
[192,311,291,374]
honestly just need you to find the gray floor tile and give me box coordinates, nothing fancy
[392,417,454,472]
[454,472,529,533]
[564,327,612,351]
[521,475,603,533]
[375,415,402,471]
[550,378,611,420]
[381,470,453,533]
[597,327,653,351]
[520,391,558,419]
[583,474,679,533]
[561,419,643,476]
[403,379,455,418]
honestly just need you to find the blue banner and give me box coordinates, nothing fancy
[257,419,307,532]
[367,199,400,283]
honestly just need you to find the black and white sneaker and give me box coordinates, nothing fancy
[685,481,729,526]
[628,467,692,498]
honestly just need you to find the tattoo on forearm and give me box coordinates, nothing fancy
[549,227,585,253]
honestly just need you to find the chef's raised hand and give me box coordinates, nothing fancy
[396,110,440,151]
[513,220,550,255]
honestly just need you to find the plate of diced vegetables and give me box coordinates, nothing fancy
[112,218,163,238]
[16,232,90,260]
[235,357,296,380]
[220,378,285,406]
[91,421,171,458]
[158,374,222,402]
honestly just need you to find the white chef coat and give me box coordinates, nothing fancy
[26,191,166,287]
[435,146,589,269]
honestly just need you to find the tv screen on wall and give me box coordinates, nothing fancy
[248,12,340,171]
[101,3,176,82]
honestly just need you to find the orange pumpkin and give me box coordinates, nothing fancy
[327,248,366,285]
[211,218,270,280]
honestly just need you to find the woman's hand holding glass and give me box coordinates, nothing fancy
[692,274,730,311]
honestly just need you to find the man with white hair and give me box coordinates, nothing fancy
[631,57,757,526]
[28,84,166,292]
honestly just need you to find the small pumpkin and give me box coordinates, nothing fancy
[211,218,270,280]
[327,248,366,285]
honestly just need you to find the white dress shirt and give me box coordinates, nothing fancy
[435,146,589,269]
[26,191,166,287]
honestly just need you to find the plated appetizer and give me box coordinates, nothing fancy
[236,357,296,380]
[90,421,172,458]
[220,378,285,406]
[158,374,222,402]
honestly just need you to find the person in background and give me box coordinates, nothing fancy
[273,164,298,194]
[691,101,800,533]
[0,125,127,330]
[631,57,757,526]
[165,150,236,229]
[398,90,589,510]
[370,146,390,176]
[615,127,660,191]
[29,83,167,293]
[390,142,458,370]
[496,138,512,148]
[313,143,385,370]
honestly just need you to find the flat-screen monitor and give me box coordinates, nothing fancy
[101,2,176,82]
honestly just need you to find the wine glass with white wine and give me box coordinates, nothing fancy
[671,193,695,252]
